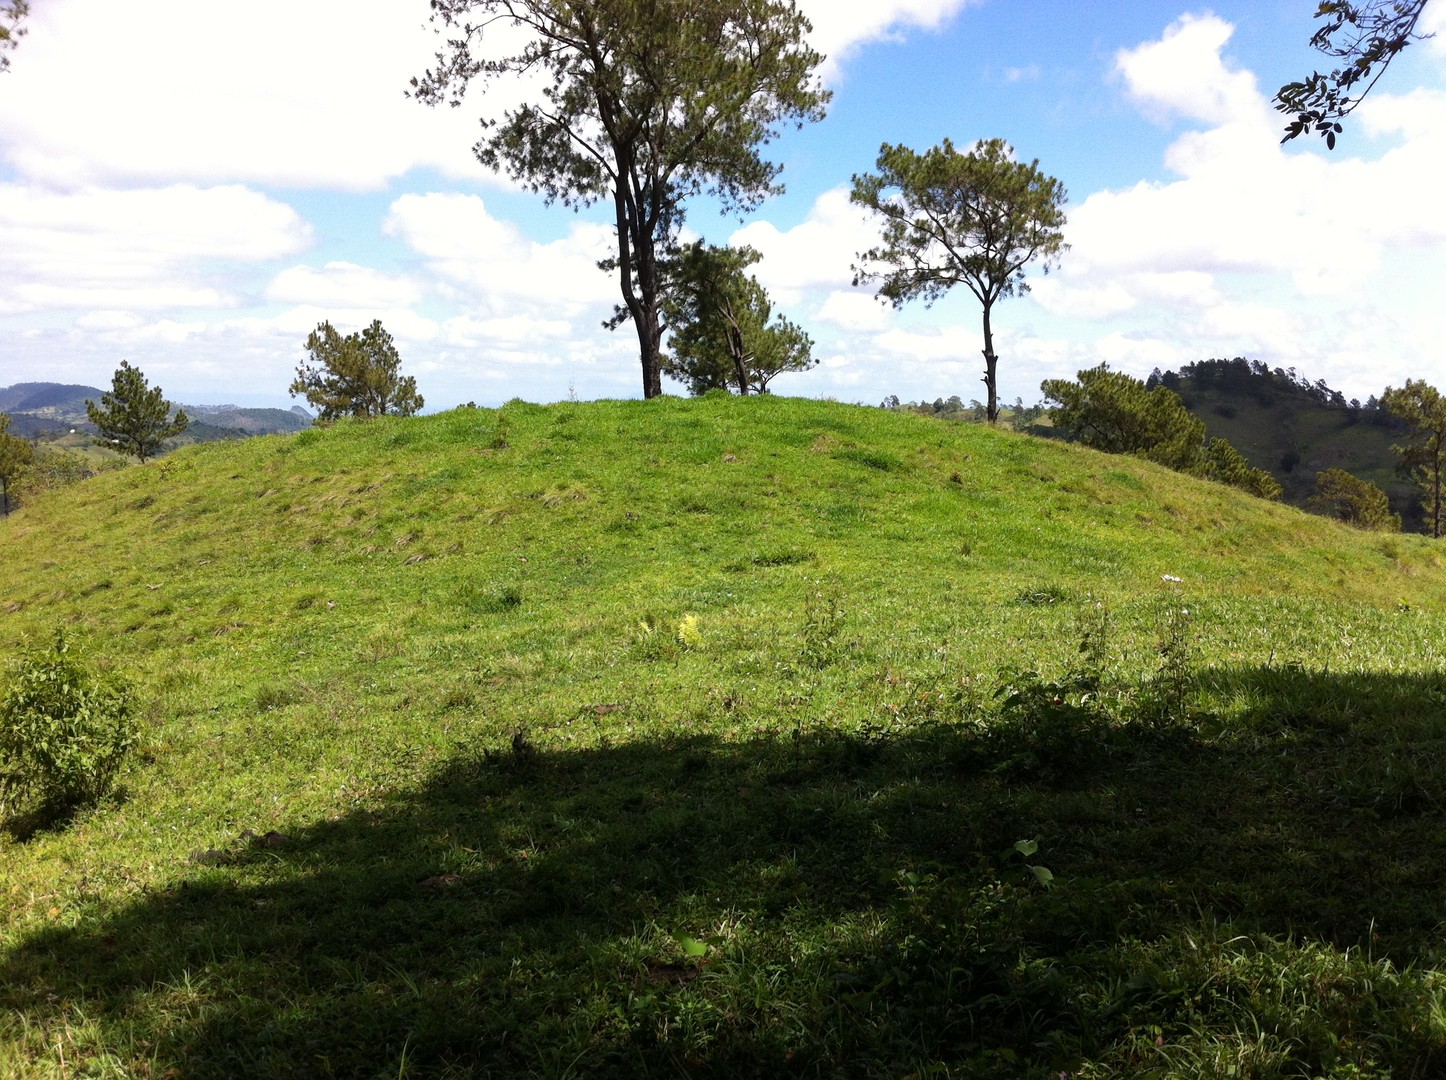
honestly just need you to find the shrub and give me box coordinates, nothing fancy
[1309,468,1401,531]
[0,629,137,820]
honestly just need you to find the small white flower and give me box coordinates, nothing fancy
[1161,574,1182,583]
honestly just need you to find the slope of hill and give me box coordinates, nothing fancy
[1158,359,1416,528]
[0,382,102,414]
[2,396,1445,1076]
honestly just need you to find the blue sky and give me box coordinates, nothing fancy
[1,0,1443,410]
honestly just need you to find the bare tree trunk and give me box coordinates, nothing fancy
[980,301,999,424]
[613,183,664,399]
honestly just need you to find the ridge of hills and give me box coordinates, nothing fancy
[2,395,1446,1075]
[0,381,311,441]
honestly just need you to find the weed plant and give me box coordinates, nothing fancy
[0,629,135,827]
[1,396,1445,1076]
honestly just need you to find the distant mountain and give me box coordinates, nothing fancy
[0,382,102,418]
[178,406,312,436]
[0,382,312,444]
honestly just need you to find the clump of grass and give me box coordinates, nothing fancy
[799,582,847,670]
[456,581,523,615]
[1014,582,1075,606]
[253,684,301,712]
[726,547,814,571]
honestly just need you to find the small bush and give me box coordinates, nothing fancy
[0,629,137,820]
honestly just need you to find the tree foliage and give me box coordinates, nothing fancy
[290,320,423,423]
[1309,468,1401,530]
[1043,364,1281,500]
[851,138,1067,424]
[1275,0,1432,147]
[85,362,189,462]
[0,0,28,73]
[0,411,33,514]
[1381,379,1446,538]
[412,0,828,399]
[1198,436,1284,501]
[1043,364,1205,468]
[661,242,815,395]
[0,629,136,821]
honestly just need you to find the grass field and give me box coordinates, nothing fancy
[2,394,1445,1077]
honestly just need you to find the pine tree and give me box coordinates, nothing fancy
[289,320,423,422]
[85,362,189,462]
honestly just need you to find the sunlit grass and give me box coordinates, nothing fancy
[2,395,1445,1076]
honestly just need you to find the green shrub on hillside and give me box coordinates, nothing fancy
[14,447,127,503]
[1310,467,1401,531]
[1198,436,1283,500]
[0,630,136,820]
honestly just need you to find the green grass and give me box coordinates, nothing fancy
[2,395,1446,1077]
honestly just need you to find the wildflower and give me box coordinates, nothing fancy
[677,613,702,649]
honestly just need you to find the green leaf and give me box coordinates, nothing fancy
[1029,865,1055,888]
[1013,839,1039,857]
[675,935,708,958]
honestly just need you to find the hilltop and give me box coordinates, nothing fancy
[2,396,1445,1077]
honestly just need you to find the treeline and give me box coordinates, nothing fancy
[880,394,1047,428]
[1150,357,1399,427]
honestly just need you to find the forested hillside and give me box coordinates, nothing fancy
[1152,359,1415,529]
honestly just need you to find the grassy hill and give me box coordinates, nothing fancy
[3,395,1445,1077]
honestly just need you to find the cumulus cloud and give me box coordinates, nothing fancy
[816,290,894,333]
[265,263,425,310]
[1039,14,1446,332]
[0,0,489,191]
[0,0,988,191]
[731,188,878,303]
[0,183,312,315]
[799,0,980,74]
[1115,13,1264,127]
[383,192,619,320]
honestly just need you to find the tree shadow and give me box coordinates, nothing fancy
[4,665,1445,1076]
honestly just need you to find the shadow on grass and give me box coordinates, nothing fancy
[4,666,1446,1077]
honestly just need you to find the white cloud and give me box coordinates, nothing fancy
[0,0,491,191]
[816,290,893,332]
[799,0,979,75]
[1115,14,1263,127]
[265,263,425,310]
[1041,14,1446,334]
[0,183,312,314]
[1422,2,1446,52]
[731,188,877,303]
[0,0,983,191]
[383,193,618,319]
